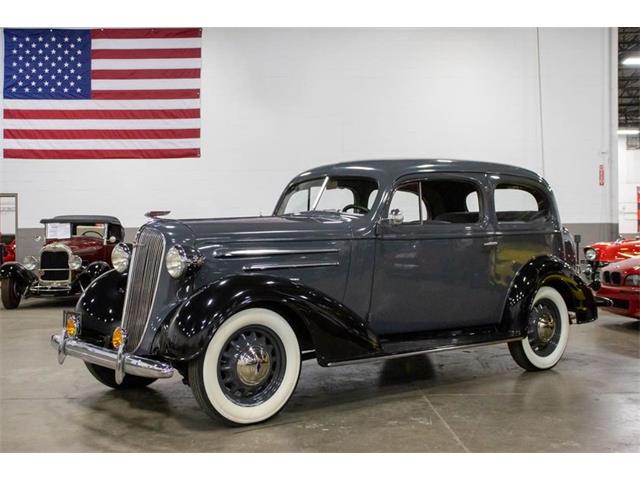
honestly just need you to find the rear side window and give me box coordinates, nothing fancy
[388,179,482,225]
[494,184,549,223]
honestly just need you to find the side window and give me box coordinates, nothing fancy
[421,180,482,224]
[494,184,549,223]
[389,182,425,224]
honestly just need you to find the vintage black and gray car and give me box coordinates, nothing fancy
[1,215,124,309]
[51,160,597,425]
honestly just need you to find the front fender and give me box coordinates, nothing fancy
[75,261,111,289]
[159,274,381,366]
[503,255,597,335]
[76,269,127,340]
[0,262,36,294]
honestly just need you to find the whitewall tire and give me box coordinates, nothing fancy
[508,286,570,371]
[188,308,301,425]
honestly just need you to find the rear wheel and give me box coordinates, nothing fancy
[509,286,570,371]
[84,362,157,389]
[188,308,301,426]
[1,278,22,309]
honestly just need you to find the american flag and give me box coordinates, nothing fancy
[2,28,201,159]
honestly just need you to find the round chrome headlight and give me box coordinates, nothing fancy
[112,243,131,273]
[165,245,203,279]
[68,255,82,271]
[165,246,188,278]
[23,255,39,271]
[584,248,597,262]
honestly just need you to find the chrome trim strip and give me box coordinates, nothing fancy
[51,333,174,379]
[243,261,340,272]
[214,247,340,258]
[325,337,524,367]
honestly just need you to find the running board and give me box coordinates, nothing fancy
[325,332,523,367]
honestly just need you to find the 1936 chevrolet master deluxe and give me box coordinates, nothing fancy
[51,160,596,425]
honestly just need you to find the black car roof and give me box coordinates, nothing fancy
[40,215,121,225]
[294,159,545,184]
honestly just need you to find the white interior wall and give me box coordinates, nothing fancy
[618,137,640,234]
[1,27,615,229]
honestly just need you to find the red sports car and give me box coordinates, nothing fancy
[597,257,640,319]
[583,236,640,287]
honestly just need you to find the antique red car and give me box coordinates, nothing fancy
[597,257,640,319]
[0,215,124,309]
[1,238,16,264]
[583,236,640,287]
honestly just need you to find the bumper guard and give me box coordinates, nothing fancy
[51,332,174,381]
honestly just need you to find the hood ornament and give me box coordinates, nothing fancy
[144,210,171,219]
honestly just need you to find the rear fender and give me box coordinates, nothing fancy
[158,274,381,366]
[502,255,597,335]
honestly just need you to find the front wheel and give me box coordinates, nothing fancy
[85,362,157,389]
[188,308,301,426]
[509,286,570,371]
[1,278,22,309]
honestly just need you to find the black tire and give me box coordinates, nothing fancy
[1,278,22,309]
[509,286,570,371]
[188,308,301,426]
[84,362,157,389]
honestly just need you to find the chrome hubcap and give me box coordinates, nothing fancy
[528,298,562,357]
[218,326,286,406]
[236,346,271,386]
[536,314,556,344]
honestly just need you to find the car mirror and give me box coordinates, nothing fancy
[388,209,404,226]
[33,235,42,242]
[108,236,117,244]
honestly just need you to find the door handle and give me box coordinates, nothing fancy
[483,241,499,247]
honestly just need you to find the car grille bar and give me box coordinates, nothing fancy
[121,228,165,353]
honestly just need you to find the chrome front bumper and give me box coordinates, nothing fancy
[51,332,174,381]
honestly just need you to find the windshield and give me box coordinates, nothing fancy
[276,176,379,216]
[45,223,106,240]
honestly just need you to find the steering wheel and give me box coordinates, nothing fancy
[342,204,369,214]
[81,230,103,238]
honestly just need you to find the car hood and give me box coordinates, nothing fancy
[601,256,640,275]
[146,214,354,246]
[44,237,104,256]
[590,240,640,263]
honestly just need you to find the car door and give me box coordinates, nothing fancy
[369,172,500,336]
[487,174,563,319]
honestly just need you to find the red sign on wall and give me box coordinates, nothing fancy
[599,164,605,186]
[637,186,640,232]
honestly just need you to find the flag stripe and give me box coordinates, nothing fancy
[4,128,201,140]
[91,78,201,90]
[92,38,202,49]
[4,148,201,159]
[4,108,200,120]
[92,28,201,39]
[3,118,200,129]
[4,138,200,149]
[92,89,199,99]
[3,99,200,109]
[91,68,201,79]
[92,58,201,69]
[92,48,201,59]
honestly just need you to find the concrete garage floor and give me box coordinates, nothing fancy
[0,297,638,452]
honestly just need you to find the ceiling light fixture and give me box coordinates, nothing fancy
[622,57,640,66]
[617,128,640,135]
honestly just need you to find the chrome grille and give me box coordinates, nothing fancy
[121,228,165,353]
